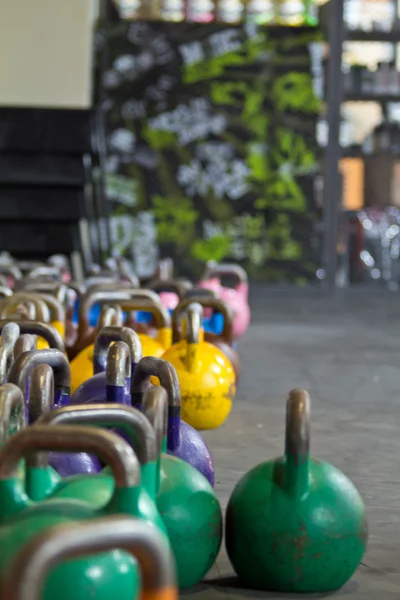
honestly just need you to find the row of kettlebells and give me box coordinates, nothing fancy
[0,256,250,431]
[0,329,221,594]
[0,351,369,596]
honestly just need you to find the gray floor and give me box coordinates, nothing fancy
[189,288,400,599]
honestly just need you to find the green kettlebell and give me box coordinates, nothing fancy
[33,345,165,538]
[143,385,223,589]
[1,515,177,600]
[225,389,368,592]
[0,424,145,600]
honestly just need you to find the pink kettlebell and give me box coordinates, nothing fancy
[198,262,250,338]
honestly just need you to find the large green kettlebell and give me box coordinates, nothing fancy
[225,389,368,592]
[2,515,177,600]
[143,385,223,588]
[0,425,150,600]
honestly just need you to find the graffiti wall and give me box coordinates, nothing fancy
[96,20,322,281]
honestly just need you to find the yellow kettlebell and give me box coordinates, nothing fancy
[70,304,124,393]
[161,302,236,430]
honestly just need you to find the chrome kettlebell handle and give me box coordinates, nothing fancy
[1,515,176,600]
[0,321,64,352]
[97,305,124,329]
[147,278,189,300]
[202,262,248,285]
[0,322,20,384]
[94,326,142,374]
[79,288,161,332]
[142,387,168,457]
[0,295,51,322]
[8,349,70,400]
[0,383,25,444]
[183,303,203,345]
[284,389,311,498]
[0,287,13,298]
[285,389,311,460]
[14,335,36,359]
[172,296,233,345]
[131,357,181,452]
[106,341,131,387]
[0,425,139,488]
[29,364,54,424]
[131,357,180,409]
[36,403,156,467]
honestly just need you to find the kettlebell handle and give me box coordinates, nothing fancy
[143,387,168,458]
[25,266,61,280]
[184,303,202,345]
[1,515,176,600]
[0,264,22,281]
[110,293,172,331]
[172,296,233,345]
[0,425,139,488]
[0,322,20,385]
[94,326,142,374]
[106,341,131,387]
[36,403,156,467]
[15,282,68,307]
[284,389,310,498]
[0,286,13,298]
[202,262,248,285]
[156,257,174,280]
[6,301,37,321]
[11,292,65,324]
[8,349,70,401]
[131,357,180,452]
[147,278,188,299]
[0,321,65,352]
[97,305,124,329]
[14,334,36,360]
[79,288,164,332]
[28,364,54,424]
[0,383,25,444]
[0,295,51,322]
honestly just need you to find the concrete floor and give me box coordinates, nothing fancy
[190,288,400,599]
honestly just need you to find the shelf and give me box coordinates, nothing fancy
[342,150,400,158]
[344,94,400,103]
[346,29,400,43]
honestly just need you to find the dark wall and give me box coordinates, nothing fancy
[96,20,322,282]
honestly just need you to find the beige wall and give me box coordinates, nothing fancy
[0,0,96,108]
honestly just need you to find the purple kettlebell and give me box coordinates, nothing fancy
[28,362,101,476]
[131,356,215,487]
[70,325,142,406]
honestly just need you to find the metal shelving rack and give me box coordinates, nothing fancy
[323,0,400,289]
